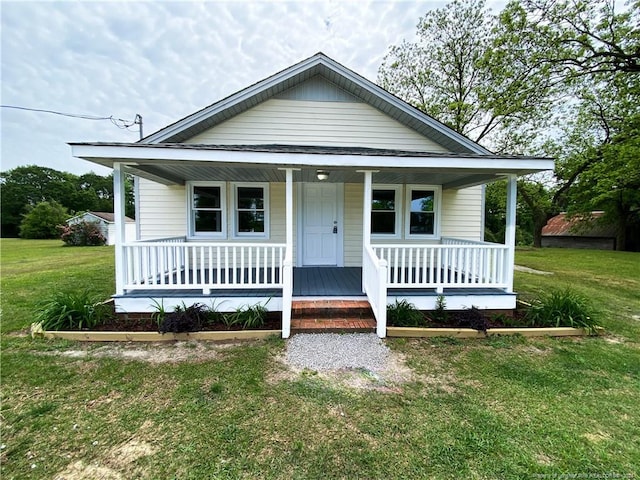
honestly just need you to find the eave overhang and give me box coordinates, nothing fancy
[69,142,554,189]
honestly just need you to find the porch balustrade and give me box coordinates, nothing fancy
[372,237,509,292]
[362,245,388,337]
[122,240,286,292]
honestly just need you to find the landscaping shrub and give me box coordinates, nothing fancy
[526,288,599,334]
[387,299,426,327]
[457,306,490,332]
[36,290,112,330]
[224,302,269,329]
[59,220,106,246]
[158,303,209,333]
[431,295,448,323]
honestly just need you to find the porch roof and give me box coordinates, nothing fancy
[69,142,554,189]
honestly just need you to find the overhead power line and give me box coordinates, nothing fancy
[1,104,143,139]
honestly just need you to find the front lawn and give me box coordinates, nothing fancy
[1,241,639,479]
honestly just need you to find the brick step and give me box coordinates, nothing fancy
[291,300,373,320]
[291,317,376,334]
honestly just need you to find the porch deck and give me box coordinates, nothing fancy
[121,267,508,298]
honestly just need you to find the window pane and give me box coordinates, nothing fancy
[410,190,434,212]
[237,187,264,209]
[238,211,264,233]
[194,211,222,232]
[193,186,221,209]
[372,190,395,210]
[372,211,396,234]
[410,212,434,234]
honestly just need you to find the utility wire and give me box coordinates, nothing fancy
[1,104,143,139]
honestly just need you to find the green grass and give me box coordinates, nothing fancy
[1,239,115,333]
[1,241,639,479]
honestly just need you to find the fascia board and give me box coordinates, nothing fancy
[70,144,554,174]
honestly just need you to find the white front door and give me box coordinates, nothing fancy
[302,183,340,266]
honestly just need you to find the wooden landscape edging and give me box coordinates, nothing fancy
[386,326,594,338]
[42,330,282,342]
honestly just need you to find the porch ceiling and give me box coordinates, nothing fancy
[70,142,554,189]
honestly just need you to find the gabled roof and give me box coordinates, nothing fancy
[68,211,134,224]
[542,212,616,238]
[140,52,490,155]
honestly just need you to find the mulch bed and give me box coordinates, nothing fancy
[94,312,282,332]
[390,308,530,330]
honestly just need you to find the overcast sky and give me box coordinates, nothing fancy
[1,0,506,176]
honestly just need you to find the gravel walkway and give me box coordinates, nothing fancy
[286,333,390,372]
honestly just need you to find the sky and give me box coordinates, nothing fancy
[1,0,506,176]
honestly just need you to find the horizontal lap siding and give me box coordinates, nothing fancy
[138,178,186,239]
[344,184,363,267]
[441,186,483,240]
[138,180,288,244]
[185,99,448,152]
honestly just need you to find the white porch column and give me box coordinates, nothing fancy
[360,170,376,293]
[505,174,517,293]
[285,168,294,251]
[279,167,297,339]
[113,162,127,296]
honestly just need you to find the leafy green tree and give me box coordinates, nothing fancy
[19,200,69,239]
[378,0,555,151]
[1,165,75,236]
[1,165,135,237]
[501,0,639,79]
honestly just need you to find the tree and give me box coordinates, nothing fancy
[1,165,75,236]
[493,0,639,248]
[19,201,69,239]
[378,0,555,152]
[1,165,135,237]
[501,0,640,78]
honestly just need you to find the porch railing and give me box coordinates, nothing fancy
[363,245,388,338]
[373,238,509,292]
[122,241,286,292]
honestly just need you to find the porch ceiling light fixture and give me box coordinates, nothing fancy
[316,170,330,181]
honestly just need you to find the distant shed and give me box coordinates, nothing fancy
[541,212,616,250]
[66,211,135,245]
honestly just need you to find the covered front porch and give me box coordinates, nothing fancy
[70,143,553,338]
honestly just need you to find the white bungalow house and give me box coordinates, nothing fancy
[70,53,553,338]
[66,211,135,245]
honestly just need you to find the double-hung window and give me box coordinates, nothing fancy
[371,185,401,238]
[234,183,269,237]
[405,185,441,238]
[190,183,225,237]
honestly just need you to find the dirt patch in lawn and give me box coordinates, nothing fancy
[41,341,246,364]
[55,440,157,480]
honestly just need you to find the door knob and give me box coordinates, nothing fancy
[333,221,338,234]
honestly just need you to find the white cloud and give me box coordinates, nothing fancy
[1,0,505,175]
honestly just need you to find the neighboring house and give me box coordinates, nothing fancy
[542,212,617,250]
[66,212,136,245]
[70,53,553,338]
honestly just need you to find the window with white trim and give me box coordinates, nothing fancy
[234,183,269,237]
[405,186,441,238]
[190,183,226,237]
[371,185,402,237]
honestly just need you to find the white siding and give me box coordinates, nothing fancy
[186,99,448,152]
[344,183,364,267]
[137,179,289,243]
[441,186,483,240]
[138,178,186,239]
